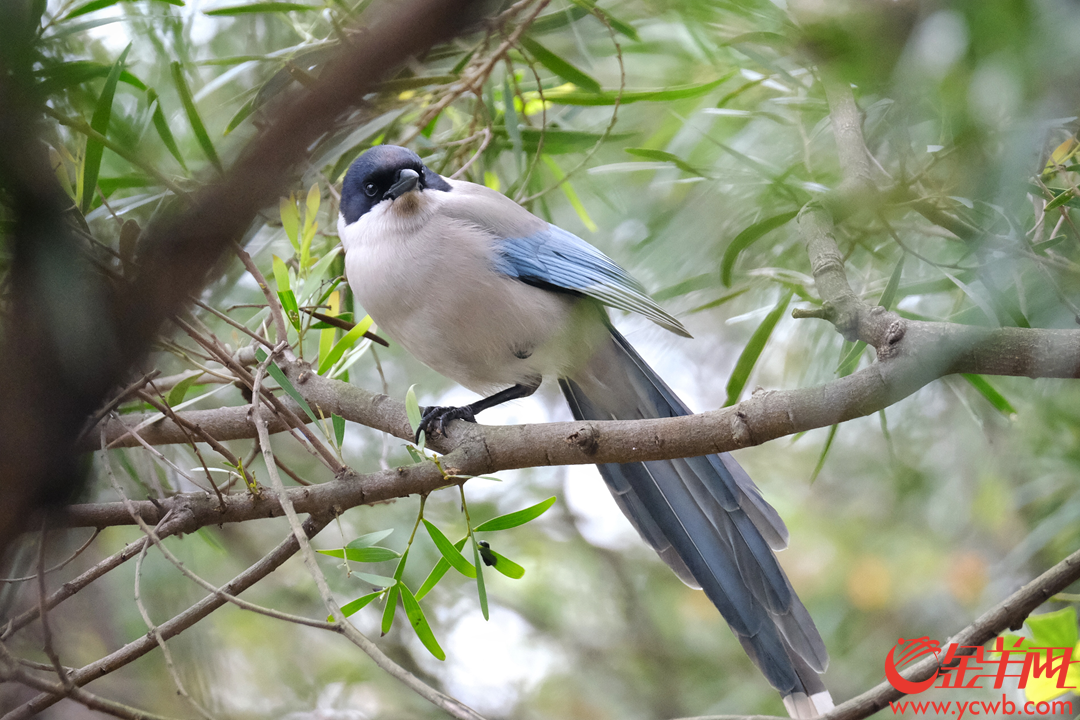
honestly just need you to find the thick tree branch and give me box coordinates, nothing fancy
[64,319,1080,531]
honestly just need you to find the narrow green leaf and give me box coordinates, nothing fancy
[492,127,635,155]
[809,424,838,484]
[145,90,187,171]
[961,374,1017,417]
[66,0,181,19]
[542,73,733,106]
[724,291,792,406]
[224,95,257,136]
[355,571,398,586]
[836,340,867,377]
[346,529,393,548]
[272,253,292,291]
[423,520,476,578]
[567,0,638,40]
[332,413,345,446]
[475,496,556,532]
[1044,189,1076,211]
[278,290,299,320]
[317,547,400,563]
[542,156,596,232]
[405,384,422,435]
[519,36,601,94]
[415,538,467,601]
[255,347,317,423]
[338,590,381,619]
[399,584,445,660]
[317,314,373,374]
[485,548,525,579]
[381,585,399,635]
[503,74,523,169]
[721,210,799,286]
[206,2,316,14]
[531,3,638,40]
[171,61,222,172]
[472,540,489,620]
[381,548,409,635]
[36,61,147,93]
[878,253,906,311]
[279,198,300,250]
[82,44,130,213]
[167,374,200,407]
[624,147,705,177]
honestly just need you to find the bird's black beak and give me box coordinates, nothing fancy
[384,168,420,201]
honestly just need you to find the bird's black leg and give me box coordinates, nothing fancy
[417,379,540,442]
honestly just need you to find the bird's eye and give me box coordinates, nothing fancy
[363,182,378,197]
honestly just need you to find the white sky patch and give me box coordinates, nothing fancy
[440,607,559,715]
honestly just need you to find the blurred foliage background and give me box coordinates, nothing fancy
[3,0,1080,718]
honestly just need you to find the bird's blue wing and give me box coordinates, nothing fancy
[494,224,690,337]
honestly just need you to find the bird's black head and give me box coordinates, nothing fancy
[340,145,451,224]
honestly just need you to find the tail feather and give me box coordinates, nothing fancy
[561,327,829,712]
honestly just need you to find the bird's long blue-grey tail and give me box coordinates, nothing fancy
[559,326,832,719]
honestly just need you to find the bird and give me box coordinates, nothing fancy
[337,144,832,718]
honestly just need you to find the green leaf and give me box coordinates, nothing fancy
[205,2,316,15]
[36,61,147,93]
[354,571,398,586]
[381,548,409,635]
[484,548,525,579]
[65,0,181,20]
[543,156,596,232]
[961,374,1017,417]
[146,89,187,171]
[836,340,867,377]
[280,198,300,249]
[808,424,838,484]
[381,585,399,635]
[475,496,556,532]
[423,520,476,578]
[255,347,317,423]
[224,95,257,135]
[317,547,401,563]
[542,73,734,106]
[721,210,800,286]
[405,384,422,437]
[346,529,394,548]
[415,549,457,600]
[503,74,523,169]
[338,591,381,619]
[332,413,345,446]
[317,314,374,375]
[1026,607,1078,649]
[724,290,792,406]
[472,539,489,620]
[878,253,906,311]
[492,127,635,155]
[624,147,706,177]
[399,584,445,660]
[167,374,200,407]
[1044,189,1076,211]
[519,36,601,94]
[81,44,130,214]
[567,0,638,40]
[531,3,638,40]
[171,61,222,172]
